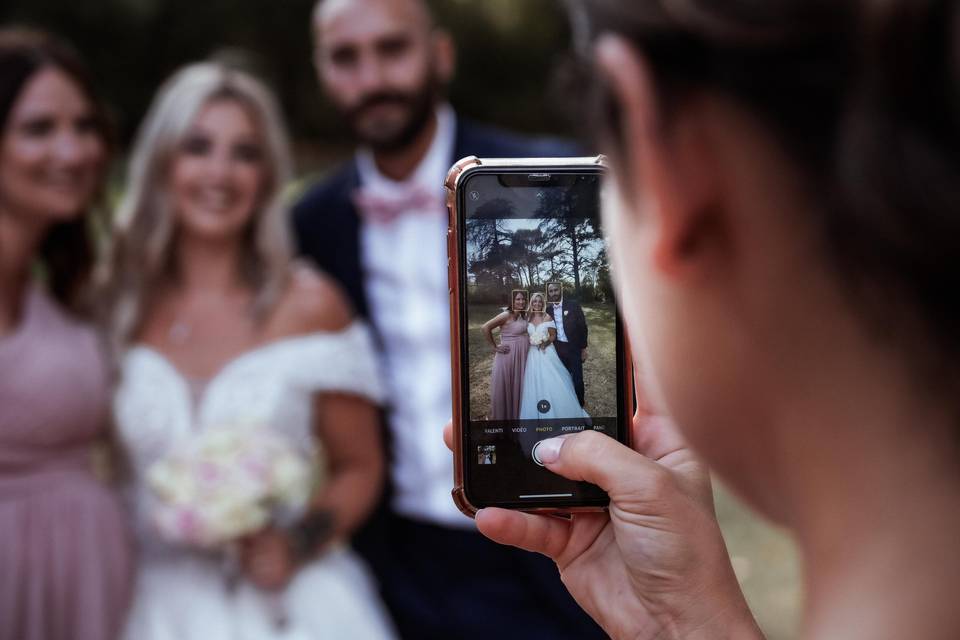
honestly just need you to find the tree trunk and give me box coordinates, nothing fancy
[570,225,582,295]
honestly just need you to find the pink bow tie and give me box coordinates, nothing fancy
[352,184,443,225]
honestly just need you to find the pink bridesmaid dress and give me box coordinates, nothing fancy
[0,286,133,640]
[488,316,529,420]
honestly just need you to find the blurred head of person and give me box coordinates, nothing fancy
[312,0,455,151]
[105,62,293,348]
[0,28,111,312]
[573,0,960,519]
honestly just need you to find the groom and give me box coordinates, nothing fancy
[546,282,588,406]
[294,1,603,638]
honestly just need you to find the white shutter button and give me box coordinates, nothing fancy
[532,441,546,467]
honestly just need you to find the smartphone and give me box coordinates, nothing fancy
[445,156,634,515]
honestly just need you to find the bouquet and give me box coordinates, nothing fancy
[530,331,548,348]
[147,422,313,549]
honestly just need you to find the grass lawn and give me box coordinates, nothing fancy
[467,302,619,419]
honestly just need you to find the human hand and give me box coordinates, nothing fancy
[240,527,298,591]
[441,416,761,640]
[495,344,511,354]
[581,348,589,362]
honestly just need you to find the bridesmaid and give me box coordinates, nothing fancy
[0,29,133,640]
[482,290,529,420]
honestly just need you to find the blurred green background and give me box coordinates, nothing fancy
[1,1,802,636]
[0,0,578,174]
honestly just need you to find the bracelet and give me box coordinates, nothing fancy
[288,509,336,561]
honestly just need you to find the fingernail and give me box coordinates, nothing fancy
[536,437,565,464]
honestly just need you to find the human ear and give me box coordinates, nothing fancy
[595,35,724,280]
[432,30,456,85]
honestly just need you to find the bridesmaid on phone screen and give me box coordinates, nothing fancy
[482,290,529,420]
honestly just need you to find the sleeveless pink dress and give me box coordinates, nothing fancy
[0,286,133,640]
[488,316,529,420]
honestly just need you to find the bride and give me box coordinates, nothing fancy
[519,293,590,421]
[103,63,395,639]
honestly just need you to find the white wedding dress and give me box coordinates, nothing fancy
[519,320,591,420]
[114,322,397,640]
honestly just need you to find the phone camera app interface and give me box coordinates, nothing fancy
[462,173,619,505]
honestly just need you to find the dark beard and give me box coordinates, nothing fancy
[344,76,439,152]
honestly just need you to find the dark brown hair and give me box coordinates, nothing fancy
[0,28,112,314]
[574,0,960,378]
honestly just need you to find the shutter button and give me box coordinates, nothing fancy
[532,441,546,467]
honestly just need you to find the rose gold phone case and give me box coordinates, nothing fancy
[445,155,634,518]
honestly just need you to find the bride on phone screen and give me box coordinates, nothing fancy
[519,293,589,421]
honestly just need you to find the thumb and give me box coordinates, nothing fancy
[536,430,672,501]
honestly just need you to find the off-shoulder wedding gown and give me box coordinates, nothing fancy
[519,320,590,421]
[114,322,396,640]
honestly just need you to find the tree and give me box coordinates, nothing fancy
[535,188,601,296]
[509,227,553,288]
[467,200,516,291]
[588,246,614,302]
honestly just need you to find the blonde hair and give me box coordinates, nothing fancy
[528,292,549,317]
[102,62,293,351]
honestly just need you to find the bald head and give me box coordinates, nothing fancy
[313,0,434,38]
[311,0,454,151]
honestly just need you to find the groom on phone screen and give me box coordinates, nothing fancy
[546,282,588,406]
[293,0,602,638]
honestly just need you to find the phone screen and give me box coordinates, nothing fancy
[457,168,626,509]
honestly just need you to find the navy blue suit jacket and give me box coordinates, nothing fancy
[293,118,577,318]
[552,299,588,350]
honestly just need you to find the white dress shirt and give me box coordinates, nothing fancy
[355,104,473,528]
[552,302,569,343]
